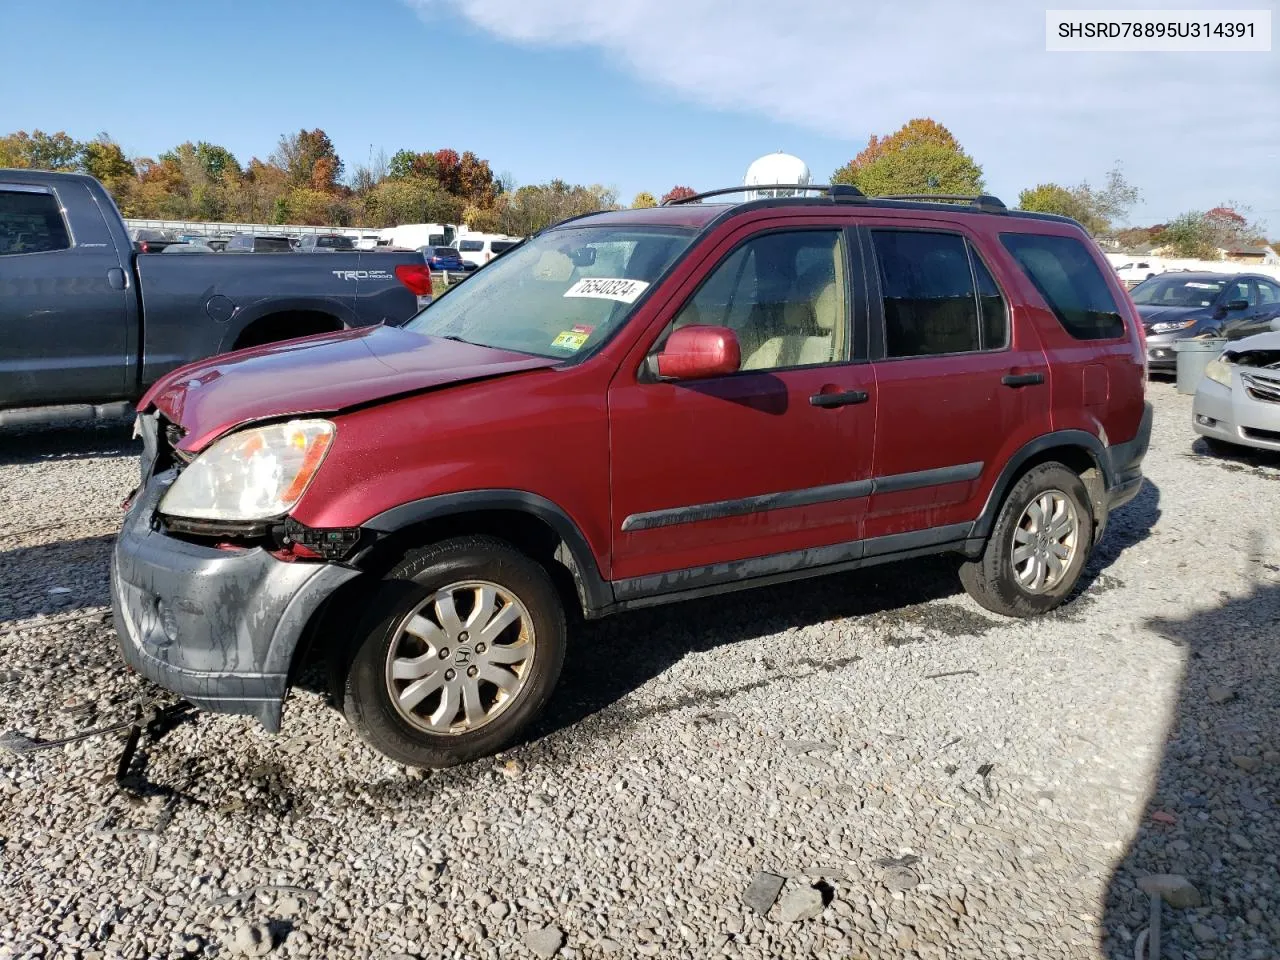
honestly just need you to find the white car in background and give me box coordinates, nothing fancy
[1114,259,1162,287]
[454,233,522,267]
[1193,319,1280,453]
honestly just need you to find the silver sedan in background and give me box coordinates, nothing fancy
[1193,322,1280,453]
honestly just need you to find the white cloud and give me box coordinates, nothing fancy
[407,0,1280,224]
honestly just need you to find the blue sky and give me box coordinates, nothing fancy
[6,0,1278,227]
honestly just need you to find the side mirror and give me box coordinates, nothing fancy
[1226,298,1249,311]
[655,325,741,380]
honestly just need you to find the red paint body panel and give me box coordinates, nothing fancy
[139,325,557,452]
[292,362,615,578]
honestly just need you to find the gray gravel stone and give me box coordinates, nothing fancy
[523,925,564,959]
[229,921,273,957]
[778,887,825,923]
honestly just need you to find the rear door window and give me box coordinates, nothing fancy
[458,239,484,252]
[871,230,1006,357]
[490,241,517,255]
[1000,233,1124,340]
[0,189,71,255]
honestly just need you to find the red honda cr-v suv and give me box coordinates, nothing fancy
[112,185,1151,768]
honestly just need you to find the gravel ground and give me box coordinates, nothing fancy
[0,380,1277,960]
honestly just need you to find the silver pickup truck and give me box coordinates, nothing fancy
[0,170,433,426]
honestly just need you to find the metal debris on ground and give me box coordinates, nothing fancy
[742,871,786,914]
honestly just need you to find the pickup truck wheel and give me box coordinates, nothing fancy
[341,536,566,768]
[959,462,1093,618]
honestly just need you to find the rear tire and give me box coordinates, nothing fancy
[960,462,1094,618]
[341,535,566,768]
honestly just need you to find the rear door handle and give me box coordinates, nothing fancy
[1001,372,1044,387]
[809,389,869,408]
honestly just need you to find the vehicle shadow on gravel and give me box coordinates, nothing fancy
[0,534,116,621]
[0,421,138,466]
[531,480,1164,747]
[530,556,971,741]
[1102,572,1279,958]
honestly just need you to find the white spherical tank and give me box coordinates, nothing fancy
[743,153,812,199]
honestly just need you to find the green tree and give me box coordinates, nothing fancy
[840,142,983,197]
[631,191,657,209]
[365,178,465,227]
[1017,165,1140,236]
[1152,213,1220,259]
[80,136,136,186]
[1018,183,1091,221]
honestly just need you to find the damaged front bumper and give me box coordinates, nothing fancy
[1193,371,1280,452]
[111,471,359,732]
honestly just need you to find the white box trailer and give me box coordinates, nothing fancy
[380,223,458,251]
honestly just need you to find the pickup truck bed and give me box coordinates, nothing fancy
[0,170,431,423]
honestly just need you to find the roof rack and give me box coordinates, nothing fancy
[663,184,864,206]
[880,194,1008,214]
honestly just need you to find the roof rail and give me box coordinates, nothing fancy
[663,184,865,206]
[880,194,1008,214]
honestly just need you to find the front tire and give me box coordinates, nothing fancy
[341,536,566,768]
[960,462,1094,618]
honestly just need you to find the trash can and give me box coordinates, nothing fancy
[1175,337,1227,395]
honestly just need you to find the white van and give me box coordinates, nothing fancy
[381,223,458,251]
[454,233,522,266]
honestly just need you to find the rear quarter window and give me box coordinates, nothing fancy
[1000,233,1125,340]
[490,241,517,254]
[0,190,71,255]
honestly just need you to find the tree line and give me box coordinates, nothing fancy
[2,123,1270,257]
[0,129,621,236]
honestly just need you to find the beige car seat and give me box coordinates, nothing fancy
[742,261,844,371]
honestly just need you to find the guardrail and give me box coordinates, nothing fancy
[123,218,374,239]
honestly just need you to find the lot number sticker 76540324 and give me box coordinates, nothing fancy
[563,278,650,303]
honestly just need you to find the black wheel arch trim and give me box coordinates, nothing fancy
[359,490,612,615]
[971,430,1113,541]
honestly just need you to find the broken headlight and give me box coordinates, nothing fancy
[159,419,335,522]
[1203,357,1233,388]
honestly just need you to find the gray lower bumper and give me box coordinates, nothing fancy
[111,472,360,731]
[1103,400,1153,511]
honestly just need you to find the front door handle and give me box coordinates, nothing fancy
[1001,372,1044,388]
[809,389,869,408]
[107,267,127,290]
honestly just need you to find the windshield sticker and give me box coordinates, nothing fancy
[1185,282,1219,289]
[571,324,595,335]
[563,278,650,304]
[551,330,590,351]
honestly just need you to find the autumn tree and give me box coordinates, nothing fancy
[497,181,619,235]
[271,128,343,191]
[661,186,697,204]
[832,119,983,197]
[80,136,136,190]
[0,129,83,170]
[631,192,657,208]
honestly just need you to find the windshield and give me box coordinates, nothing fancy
[1131,276,1226,307]
[405,225,694,359]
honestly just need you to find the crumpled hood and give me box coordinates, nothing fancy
[140,324,558,453]
[1136,305,1205,327]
